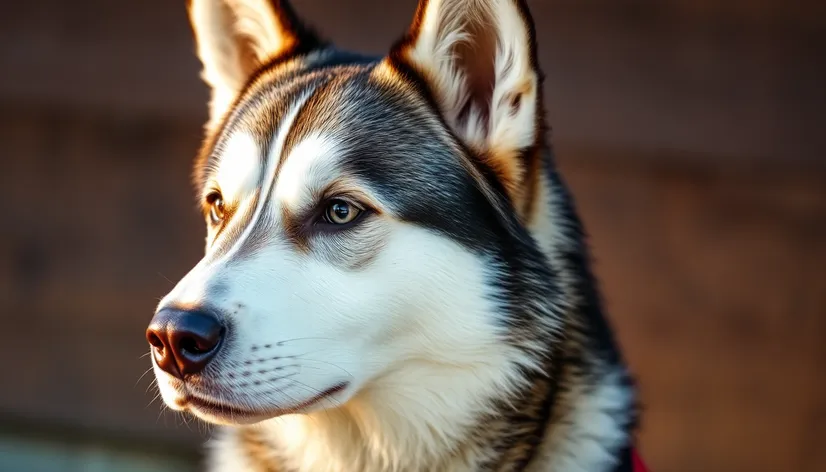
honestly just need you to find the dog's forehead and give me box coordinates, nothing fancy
[207,64,461,197]
[201,60,510,252]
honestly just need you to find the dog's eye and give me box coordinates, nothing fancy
[206,192,225,225]
[324,199,361,225]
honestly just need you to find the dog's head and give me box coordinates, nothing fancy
[148,0,553,425]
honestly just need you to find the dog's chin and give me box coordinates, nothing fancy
[179,395,274,425]
[166,382,350,426]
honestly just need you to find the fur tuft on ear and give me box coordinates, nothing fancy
[388,0,544,213]
[187,0,323,126]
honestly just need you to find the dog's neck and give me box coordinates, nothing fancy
[208,160,637,472]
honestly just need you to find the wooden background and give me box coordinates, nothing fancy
[1,1,825,471]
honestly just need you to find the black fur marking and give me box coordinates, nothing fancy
[613,444,635,472]
[187,17,638,470]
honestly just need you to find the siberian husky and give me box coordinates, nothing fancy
[145,1,647,470]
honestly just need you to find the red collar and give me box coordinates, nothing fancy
[631,449,649,472]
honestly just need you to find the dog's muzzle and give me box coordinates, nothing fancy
[146,308,225,378]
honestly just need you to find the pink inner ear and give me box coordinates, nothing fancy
[452,20,497,135]
[234,31,267,79]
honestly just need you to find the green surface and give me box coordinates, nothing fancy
[0,432,198,472]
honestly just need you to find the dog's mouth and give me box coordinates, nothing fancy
[175,382,349,424]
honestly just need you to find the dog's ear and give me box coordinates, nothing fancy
[389,0,544,211]
[188,0,322,126]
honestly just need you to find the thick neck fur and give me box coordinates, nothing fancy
[207,151,637,472]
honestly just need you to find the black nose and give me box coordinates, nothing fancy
[146,308,225,378]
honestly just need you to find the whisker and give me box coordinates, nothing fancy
[156,404,170,425]
[284,379,340,423]
[146,390,163,409]
[145,378,159,394]
[134,366,155,388]
[272,336,339,346]
[291,356,356,379]
[178,411,194,432]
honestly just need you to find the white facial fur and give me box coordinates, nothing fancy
[152,92,535,470]
[211,132,261,207]
[160,0,638,469]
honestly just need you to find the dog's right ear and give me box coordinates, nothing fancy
[187,0,323,126]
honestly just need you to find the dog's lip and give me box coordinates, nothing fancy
[182,382,348,420]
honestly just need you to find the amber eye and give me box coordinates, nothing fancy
[325,199,360,225]
[206,192,225,225]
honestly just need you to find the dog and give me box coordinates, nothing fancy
[145,1,646,470]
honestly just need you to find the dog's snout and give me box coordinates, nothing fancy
[146,308,225,378]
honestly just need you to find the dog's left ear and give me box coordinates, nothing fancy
[188,0,323,127]
[389,0,543,211]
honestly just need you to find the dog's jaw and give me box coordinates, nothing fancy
[208,349,537,472]
[203,345,636,472]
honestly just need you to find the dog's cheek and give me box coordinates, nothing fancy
[308,218,390,272]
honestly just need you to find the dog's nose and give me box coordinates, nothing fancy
[146,308,225,378]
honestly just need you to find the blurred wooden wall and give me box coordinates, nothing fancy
[1,1,824,471]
